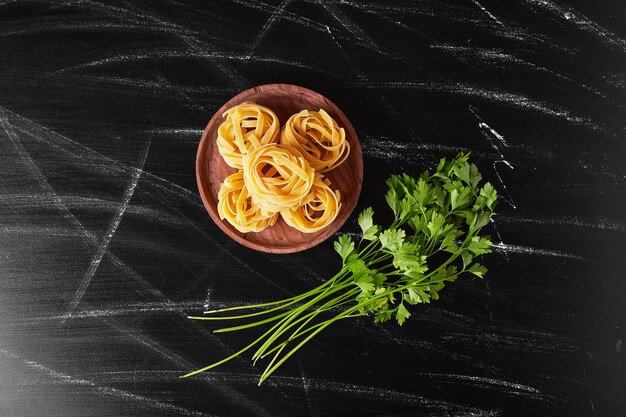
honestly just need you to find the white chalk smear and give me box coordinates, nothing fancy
[298,361,314,417]
[497,214,626,232]
[319,0,383,53]
[492,243,582,259]
[417,372,539,393]
[523,0,626,52]
[356,82,600,130]
[247,0,292,58]
[469,0,504,26]
[62,134,152,323]
[479,122,508,148]
[361,135,466,162]
[0,348,211,416]
[0,106,200,205]
[493,160,517,209]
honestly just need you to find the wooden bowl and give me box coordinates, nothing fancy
[196,84,363,254]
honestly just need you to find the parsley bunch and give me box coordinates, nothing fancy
[183,153,498,384]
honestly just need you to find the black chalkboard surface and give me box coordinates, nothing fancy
[1,1,624,416]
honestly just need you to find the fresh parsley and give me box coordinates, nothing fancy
[183,153,499,384]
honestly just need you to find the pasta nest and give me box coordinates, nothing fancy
[242,144,315,214]
[217,102,280,169]
[281,174,341,233]
[217,171,278,233]
[280,109,350,172]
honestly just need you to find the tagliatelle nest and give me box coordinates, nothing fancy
[280,109,350,172]
[217,171,278,233]
[281,173,341,233]
[242,144,315,214]
[217,102,280,169]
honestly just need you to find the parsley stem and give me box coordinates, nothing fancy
[257,288,360,374]
[257,292,360,361]
[203,298,303,314]
[358,240,378,258]
[189,298,303,321]
[212,309,294,333]
[202,270,348,316]
[180,322,277,378]
[364,253,393,267]
[258,281,427,384]
[252,281,353,361]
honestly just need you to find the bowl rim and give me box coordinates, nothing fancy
[195,83,363,254]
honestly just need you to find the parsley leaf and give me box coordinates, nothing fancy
[405,287,421,305]
[462,252,474,269]
[379,229,406,253]
[467,263,488,278]
[354,274,375,294]
[334,234,354,264]
[467,236,493,255]
[358,207,379,241]
[480,182,498,210]
[345,254,370,277]
[374,309,393,323]
[396,303,411,326]
[358,207,374,234]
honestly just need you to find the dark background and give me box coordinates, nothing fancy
[1,1,625,416]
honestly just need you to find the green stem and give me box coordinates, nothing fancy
[189,297,303,321]
[257,281,424,384]
[257,287,359,373]
[202,269,348,315]
[258,288,360,361]
[180,323,275,378]
[212,309,295,333]
[211,274,351,332]
[252,281,353,361]
[358,239,378,259]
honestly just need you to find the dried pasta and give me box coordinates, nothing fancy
[280,109,350,172]
[242,144,314,214]
[281,174,341,233]
[217,171,278,233]
[217,102,280,169]
[215,102,350,235]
